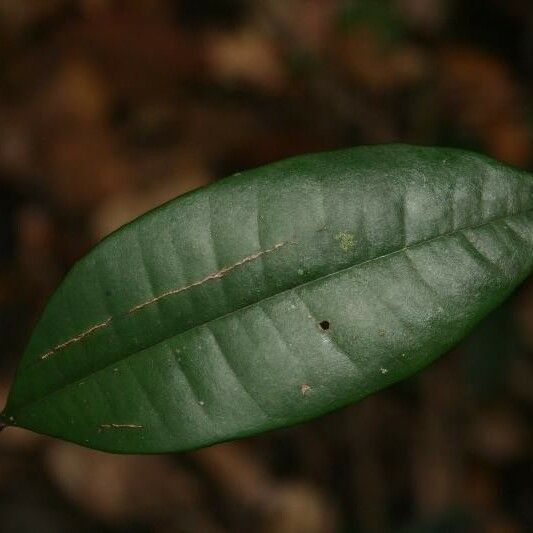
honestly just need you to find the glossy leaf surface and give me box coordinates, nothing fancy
[2,145,532,453]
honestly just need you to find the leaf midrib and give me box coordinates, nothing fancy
[6,207,533,419]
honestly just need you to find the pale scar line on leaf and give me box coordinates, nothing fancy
[100,423,143,430]
[40,241,291,361]
[127,241,289,313]
[40,319,112,360]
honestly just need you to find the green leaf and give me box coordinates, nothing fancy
[2,145,532,453]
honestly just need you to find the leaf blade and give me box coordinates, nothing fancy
[3,145,532,452]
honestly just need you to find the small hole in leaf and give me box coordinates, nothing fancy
[319,320,330,331]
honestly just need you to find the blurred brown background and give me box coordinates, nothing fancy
[0,1,532,532]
